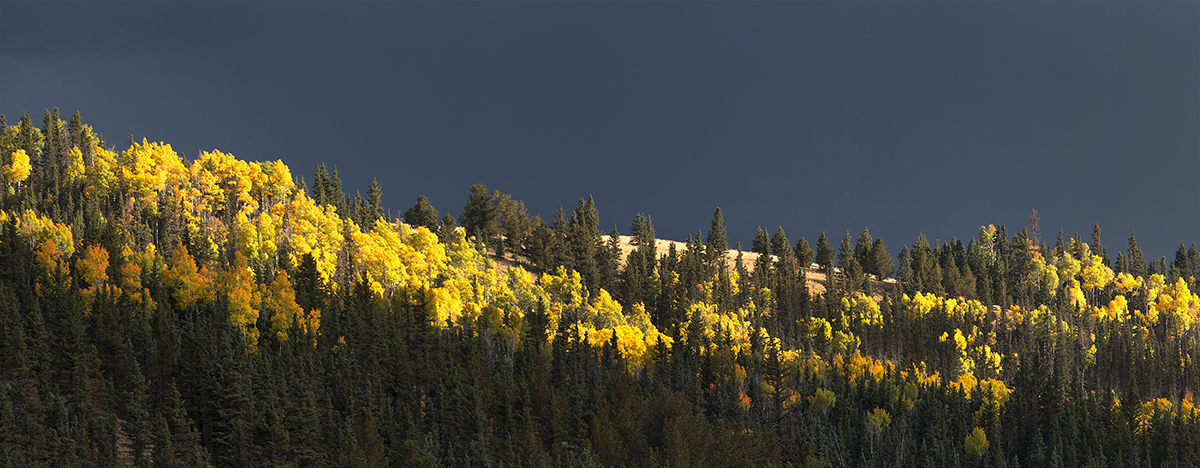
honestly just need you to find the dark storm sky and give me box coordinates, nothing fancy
[3,1,1197,259]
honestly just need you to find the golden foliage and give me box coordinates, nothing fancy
[964,427,989,457]
[4,149,31,185]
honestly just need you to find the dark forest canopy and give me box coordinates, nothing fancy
[2,111,1199,467]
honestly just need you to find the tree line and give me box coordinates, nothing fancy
[2,110,1199,467]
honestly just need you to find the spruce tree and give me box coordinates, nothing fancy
[795,237,813,268]
[439,214,458,243]
[752,227,770,256]
[854,228,873,273]
[871,238,894,280]
[311,164,331,206]
[15,112,43,190]
[366,178,383,220]
[328,166,346,213]
[837,230,853,269]
[705,208,728,275]
[770,227,789,259]
[815,231,834,269]
[1055,228,1066,258]
[1091,224,1107,265]
[403,195,440,231]
[1188,243,1199,284]
[459,184,500,247]
[1126,231,1147,278]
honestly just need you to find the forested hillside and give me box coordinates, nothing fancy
[2,110,1199,467]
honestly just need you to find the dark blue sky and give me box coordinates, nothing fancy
[3,1,1197,258]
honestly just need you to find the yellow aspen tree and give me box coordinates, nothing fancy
[33,239,71,294]
[588,289,625,329]
[87,146,121,197]
[843,293,883,327]
[284,191,344,285]
[235,211,262,266]
[540,266,587,328]
[255,210,279,266]
[65,146,86,185]
[188,150,267,218]
[263,270,303,342]
[351,218,409,297]
[866,407,891,455]
[3,149,32,188]
[397,223,449,289]
[964,427,989,460]
[20,209,74,257]
[219,252,260,351]
[260,159,296,207]
[118,245,158,312]
[505,266,546,314]
[75,244,110,311]
[164,243,215,312]
[118,139,188,209]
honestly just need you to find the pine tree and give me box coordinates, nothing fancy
[459,184,500,247]
[766,227,789,260]
[153,415,176,468]
[15,112,43,191]
[366,178,383,221]
[311,164,331,206]
[705,208,728,275]
[597,225,622,293]
[837,230,853,270]
[752,227,770,256]
[622,213,660,309]
[439,214,458,243]
[1127,231,1147,278]
[815,231,834,269]
[854,228,873,273]
[870,238,894,280]
[328,166,346,214]
[403,195,440,231]
[351,190,368,228]
[1170,243,1189,283]
[566,196,603,293]
[1188,243,1199,285]
[41,108,66,200]
[795,237,813,268]
[1091,224,1108,266]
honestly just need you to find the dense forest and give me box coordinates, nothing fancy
[1,109,1199,467]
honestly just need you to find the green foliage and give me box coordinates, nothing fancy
[1,112,1198,468]
[403,195,439,231]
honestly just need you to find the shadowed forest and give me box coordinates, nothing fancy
[2,110,1199,467]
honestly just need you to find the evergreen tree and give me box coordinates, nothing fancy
[328,166,346,214]
[1126,231,1147,278]
[854,228,873,272]
[815,230,834,269]
[870,238,893,280]
[566,196,603,293]
[837,230,853,269]
[1091,224,1108,266]
[752,227,770,256]
[403,195,440,231]
[439,214,458,243]
[311,164,331,206]
[459,183,500,247]
[705,208,728,275]
[795,237,813,268]
[15,112,43,190]
[1188,243,1200,284]
[897,245,919,295]
[622,213,660,309]
[366,178,383,220]
[523,215,558,272]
